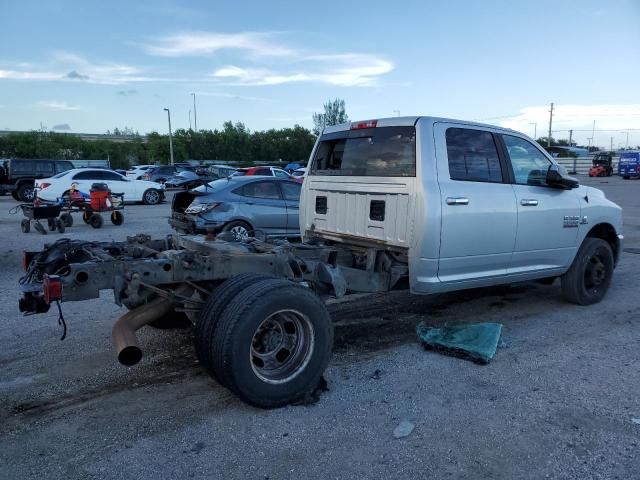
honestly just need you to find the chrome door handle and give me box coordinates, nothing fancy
[446,197,469,205]
[520,199,538,206]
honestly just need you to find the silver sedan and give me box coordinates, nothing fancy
[169,176,301,240]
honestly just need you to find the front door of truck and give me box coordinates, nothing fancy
[500,134,581,272]
[435,124,518,283]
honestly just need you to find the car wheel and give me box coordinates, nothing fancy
[18,183,35,202]
[561,237,614,305]
[194,273,273,380]
[143,189,161,205]
[223,220,253,241]
[201,278,333,408]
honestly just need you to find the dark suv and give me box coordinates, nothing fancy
[0,159,75,201]
[141,164,194,183]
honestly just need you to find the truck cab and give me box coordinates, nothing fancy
[301,116,623,299]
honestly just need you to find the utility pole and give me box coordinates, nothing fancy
[591,120,596,149]
[189,110,192,130]
[610,137,614,152]
[547,102,554,147]
[568,129,573,146]
[163,108,174,165]
[191,93,197,132]
[621,130,629,148]
[529,122,537,139]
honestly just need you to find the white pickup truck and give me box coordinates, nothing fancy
[19,116,623,408]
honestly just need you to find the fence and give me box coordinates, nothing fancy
[555,156,619,175]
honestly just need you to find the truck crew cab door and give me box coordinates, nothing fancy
[434,124,518,284]
[500,134,581,272]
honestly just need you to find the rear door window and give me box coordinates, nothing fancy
[445,128,503,183]
[35,161,55,177]
[280,181,301,201]
[236,181,282,200]
[311,126,416,177]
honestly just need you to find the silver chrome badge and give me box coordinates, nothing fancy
[563,215,580,228]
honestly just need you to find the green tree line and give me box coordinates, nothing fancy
[0,121,316,169]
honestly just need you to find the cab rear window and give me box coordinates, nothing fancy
[311,126,416,177]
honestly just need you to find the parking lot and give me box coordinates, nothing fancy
[1,176,638,479]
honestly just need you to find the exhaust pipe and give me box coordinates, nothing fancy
[112,286,192,366]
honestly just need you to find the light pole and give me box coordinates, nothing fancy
[620,130,629,149]
[163,108,174,165]
[191,93,197,131]
[529,122,537,139]
[188,110,192,130]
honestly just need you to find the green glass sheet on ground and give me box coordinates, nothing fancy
[416,322,503,364]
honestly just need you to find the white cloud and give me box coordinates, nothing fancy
[499,104,640,147]
[194,91,272,102]
[1,53,153,85]
[36,101,81,111]
[211,54,393,87]
[142,31,295,58]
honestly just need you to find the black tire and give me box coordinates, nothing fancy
[56,218,65,234]
[82,211,91,224]
[89,213,103,229]
[60,213,73,227]
[204,278,333,408]
[143,189,161,205]
[195,273,272,379]
[20,219,30,233]
[222,220,253,241]
[17,183,35,202]
[561,238,614,305]
[111,210,124,225]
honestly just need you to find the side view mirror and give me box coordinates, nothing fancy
[546,164,579,189]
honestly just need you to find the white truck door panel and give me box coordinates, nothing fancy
[501,134,581,272]
[434,123,518,282]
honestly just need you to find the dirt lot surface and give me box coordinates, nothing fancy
[1,177,639,479]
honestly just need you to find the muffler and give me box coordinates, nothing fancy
[112,286,192,366]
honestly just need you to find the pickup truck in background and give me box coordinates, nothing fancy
[19,116,623,408]
[0,158,75,201]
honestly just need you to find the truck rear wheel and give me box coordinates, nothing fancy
[194,273,272,378]
[17,183,35,202]
[561,237,614,305]
[201,278,333,408]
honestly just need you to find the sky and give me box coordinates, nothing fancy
[1,0,639,148]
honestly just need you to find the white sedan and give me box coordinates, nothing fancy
[35,168,166,204]
[126,164,155,179]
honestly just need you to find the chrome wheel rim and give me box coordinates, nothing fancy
[250,309,315,384]
[230,225,249,241]
[23,188,35,201]
[145,190,159,204]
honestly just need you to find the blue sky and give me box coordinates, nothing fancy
[1,0,639,147]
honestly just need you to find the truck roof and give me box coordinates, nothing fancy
[322,116,521,136]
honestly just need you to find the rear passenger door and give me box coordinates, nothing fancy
[500,134,581,272]
[435,124,518,283]
[279,181,302,235]
[236,181,289,235]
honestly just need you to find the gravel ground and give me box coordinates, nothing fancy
[1,177,639,480]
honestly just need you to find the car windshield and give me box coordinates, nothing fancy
[311,126,416,177]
